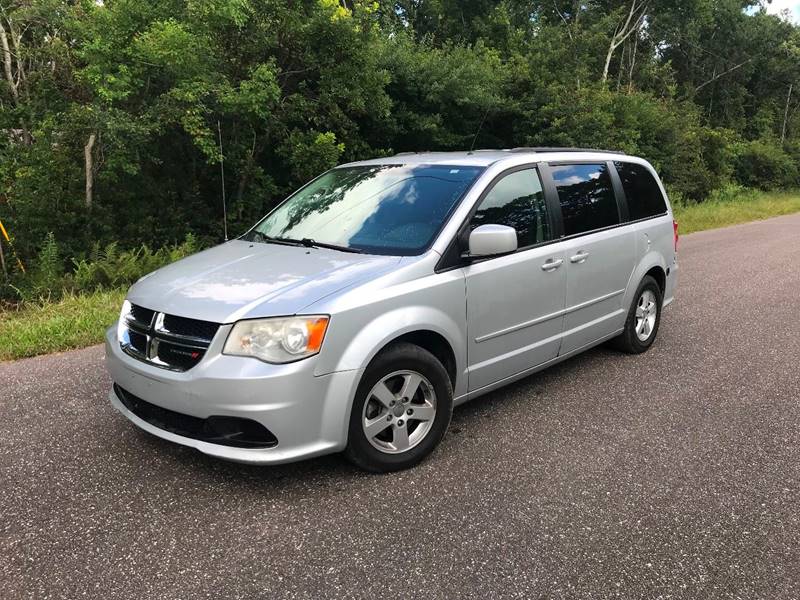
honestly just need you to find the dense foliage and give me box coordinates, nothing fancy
[1,0,800,298]
[9,233,198,303]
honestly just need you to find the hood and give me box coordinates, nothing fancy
[126,240,402,323]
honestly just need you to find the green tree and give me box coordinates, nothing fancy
[2,0,800,294]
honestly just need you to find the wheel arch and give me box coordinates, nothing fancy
[315,306,466,396]
[644,264,666,295]
[625,253,668,309]
[374,330,458,390]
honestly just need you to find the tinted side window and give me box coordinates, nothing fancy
[470,168,551,247]
[550,163,619,236]
[614,161,667,220]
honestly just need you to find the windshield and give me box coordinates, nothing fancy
[244,164,484,255]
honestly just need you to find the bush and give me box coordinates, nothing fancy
[732,140,799,190]
[69,233,198,292]
[1,233,199,305]
[705,184,760,205]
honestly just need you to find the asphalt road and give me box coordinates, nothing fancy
[2,214,800,599]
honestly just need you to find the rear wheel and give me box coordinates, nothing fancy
[613,275,663,354]
[344,343,452,472]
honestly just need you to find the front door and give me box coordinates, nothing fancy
[464,167,568,392]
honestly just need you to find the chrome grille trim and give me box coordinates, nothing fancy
[119,304,220,372]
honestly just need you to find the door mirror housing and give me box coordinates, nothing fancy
[467,224,518,257]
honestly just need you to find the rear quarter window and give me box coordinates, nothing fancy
[614,162,668,221]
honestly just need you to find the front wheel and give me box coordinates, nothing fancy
[612,275,663,354]
[344,343,453,472]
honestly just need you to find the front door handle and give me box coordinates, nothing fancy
[541,258,563,271]
[569,251,589,264]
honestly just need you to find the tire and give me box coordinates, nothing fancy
[612,275,663,354]
[344,342,453,472]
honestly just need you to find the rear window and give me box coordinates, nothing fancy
[614,161,667,220]
[550,163,619,236]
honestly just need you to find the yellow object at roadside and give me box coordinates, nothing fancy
[0,217,26,273]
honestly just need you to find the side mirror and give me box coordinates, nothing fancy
[467,224,518,257]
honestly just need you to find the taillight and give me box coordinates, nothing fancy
[673,219,679,253]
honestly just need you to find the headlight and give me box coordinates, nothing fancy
[223,315,329,363]
[117,299,132,342]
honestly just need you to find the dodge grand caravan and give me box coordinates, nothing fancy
[106,148,678,472]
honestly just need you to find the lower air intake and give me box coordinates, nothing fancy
[114,385,278,449]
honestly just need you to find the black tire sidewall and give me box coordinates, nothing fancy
[345,343,453,472]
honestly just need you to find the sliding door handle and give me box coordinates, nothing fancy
[541,258,563,272]
[569,251,589,264]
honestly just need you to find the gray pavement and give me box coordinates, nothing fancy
[2,213,799,599]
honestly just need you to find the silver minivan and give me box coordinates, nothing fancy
[106,148,678,471]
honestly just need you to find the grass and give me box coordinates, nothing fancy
[1,188,799,362]
[0,289,125,361]
[672,189,800,234]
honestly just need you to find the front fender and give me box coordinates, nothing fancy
[308,260,468,398]
[318,304,466,385]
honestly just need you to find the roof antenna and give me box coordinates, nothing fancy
[469,108,490,153]
[217,119,229,241]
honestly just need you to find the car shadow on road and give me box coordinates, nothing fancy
[450,344,619,422]
[121,343,623,492]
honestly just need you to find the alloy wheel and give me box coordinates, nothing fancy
[635,289,658,342]
[361,370,437,454]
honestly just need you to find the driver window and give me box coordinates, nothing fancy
[469,168,550,248]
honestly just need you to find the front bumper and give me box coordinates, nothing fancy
[105,325,363,465]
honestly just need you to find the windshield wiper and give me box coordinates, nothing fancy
[298,238,364,254]
[250,232,304,247]
[250,231,363,254]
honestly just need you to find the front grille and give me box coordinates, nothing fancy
[114,385,278,448]
[120,303,220,372]
[162,314,220,340]
[128,330,148,355]
[130,304,155,326]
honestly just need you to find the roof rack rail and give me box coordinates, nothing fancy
[509,147,625,154]
[393,151,460,156]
